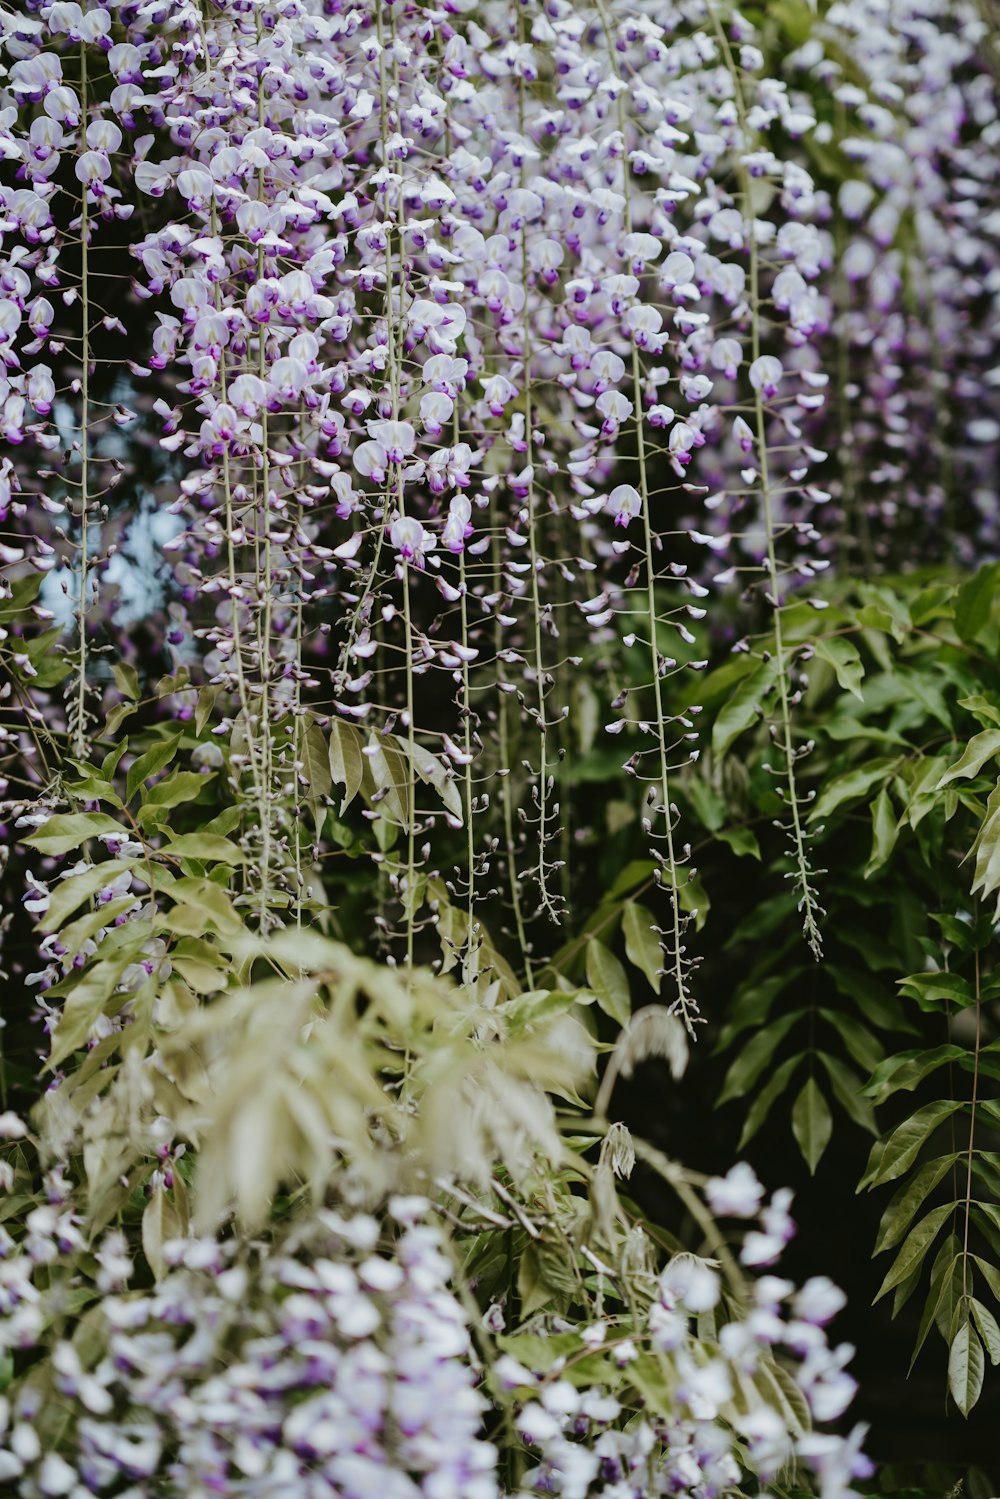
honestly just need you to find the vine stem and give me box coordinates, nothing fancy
[517,22,558,923]
[73,40,90,759]
[595,0,693,1026]
[962,947,982,1301]
[381,4,418,974]
[709,12,823,957]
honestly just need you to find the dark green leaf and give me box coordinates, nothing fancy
[817,1007,884,1074]
[874,1155,960,1255]
[955,563,999,645]
[861,1100,965,1190]
[126,734,182,804]
[711,659,779,758]
[718,1011,805,1105]
[865,787,898,877]
[816,1051,878,1135]
[874,1202,955,1302]
[814,636,865,700]
[737,1053,804,1147]
[863,1045,968,1105]
[792,1077,832,1174]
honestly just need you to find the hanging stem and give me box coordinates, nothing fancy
[595,0,694,1026]
[710,13,823,957]
[962,947,982,1301]
[73,40,90,759]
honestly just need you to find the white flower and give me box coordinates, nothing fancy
[705,1162,764,1218]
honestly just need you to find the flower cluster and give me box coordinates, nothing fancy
[0,1196,498,1499]
[502,1166,870,1499]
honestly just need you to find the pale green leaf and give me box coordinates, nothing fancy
[22,813,127,857]
[970,1298,1000,1366]
[949,1317,985,1416]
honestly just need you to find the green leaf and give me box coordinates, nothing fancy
[827,962,914,1033]
[874,1154,959,1255]
[364,735,411,829]
[21,813,127,856]
[48,960,128,1068]
[898,971,974,1012]
[43,860,140,930]
[814,636,865,699]
[101,740,128,780]
[301,718,332,806]
[958,693,1000,729]
[718,1011,805,1105]
[126,733,182,804]
[949,1317,985,1416]
[792,1076,832,1174]
[935,730,1000,789]
[738,1053,803,1147]
[166,877,242,938]
[865,787,898,878]
[970,778,1000,902]
[875,1202,955,1302]
[585,939,631,1027]
[715,968,805,1053]
[955,563,999,645]
[714,825,761,860]
[711,659,779,758]
[195,685,221,737]
[972,1255,1000,1306]
[407,740,463,823]
[162,833,246,864]
[910,1242,961,1371]
[861,1100,965,1190]
[863,1044,968,1105]
[140,770,215,814]
[621,902,661,996]
[816,1007,884,1074]
[970,1298,1000,1366]
[56,898,138,960]
[808,759,897,824]
[816,1051,878,1135]
[329,717,365,816]
[112,662,140,700]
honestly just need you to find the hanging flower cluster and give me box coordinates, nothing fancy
[790,0,1000,564]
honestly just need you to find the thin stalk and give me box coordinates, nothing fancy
[962,948,982,1301]
[517,43,558,922]
[596,0,693,1024]
[73,41,90,759]
[711,14,822,956]
[382,5,418,972]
